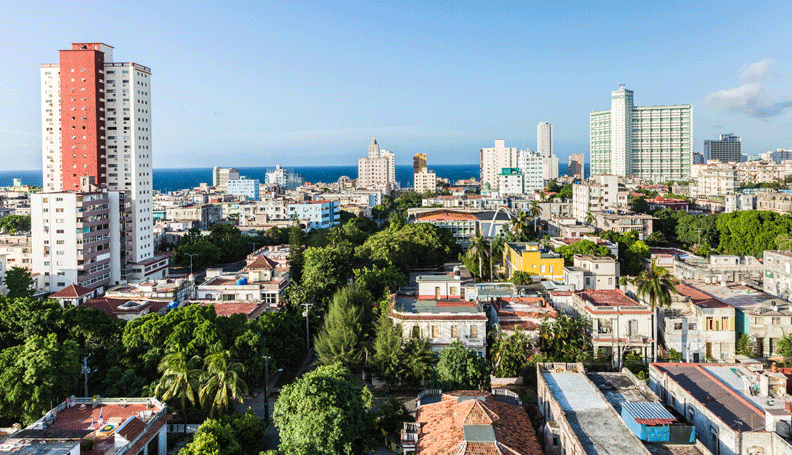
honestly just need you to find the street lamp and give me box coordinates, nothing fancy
[184,253,199,276]
[261,355,282,423]
[300,303,314,351]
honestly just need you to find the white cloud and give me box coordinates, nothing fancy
[705,59,791,118]
[739,58,778,84]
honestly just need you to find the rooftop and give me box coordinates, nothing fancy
[675,283,731,309]
[542,369,649,454]
[684,281,774,309]
[391,295,486,320]
[579,289,642,308]
[49,283,93,298]
[193,301,272,320]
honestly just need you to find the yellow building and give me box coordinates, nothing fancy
[503,242,565,281]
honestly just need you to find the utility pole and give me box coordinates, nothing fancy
[81,355,91,397]
[185,253,198,276]
[263,355,271,423]
[300,303,314,351]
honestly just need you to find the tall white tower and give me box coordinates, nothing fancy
[610,85,633,177]
[537,122,553,158]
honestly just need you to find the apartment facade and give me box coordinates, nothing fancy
[590,85,693,181]
[503,242,564,281]
[357,136,395,191]
[226,177,260,201]
[764,250,792,300]
[413,153,427,173]
[413,169,437,194]
[480,139,519,191]
[572,174,619,223]
[287,200,340,230]
[595,212,654,239]
[568,153,584,178]
[563,254,619,291]
[689,161,738,198]
[518,152,544,193]
[212,167,239,188]
[41,42,153,264]
[705,133,741,163]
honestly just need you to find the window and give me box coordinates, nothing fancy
[674,323,683,330]
[431,326,439,338]
[689,323,697,330]
[772,317,781,325]
[451,325,458,338]
[470,326,478,338]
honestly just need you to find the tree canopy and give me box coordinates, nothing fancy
[433,340,490,391]
[357,222,461,273]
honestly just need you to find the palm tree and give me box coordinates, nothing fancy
[468,233,490,280]
[585,211,595,225]
[155,352,202,433]
[509,211,531,241]
[199,351,248,418]
[635,258,678,362]
[528,200,543,234]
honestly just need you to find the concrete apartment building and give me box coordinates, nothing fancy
[705,134,741,163]
[590,85,693,181]
[226,177,260,200]
[32,181,132,292]
[762,149,792,163]
[480,139,519,191]
[497,168,526,196]
[764,250,792,300]
[413,169,437,194]
[538,122,560,181]
[517,152,544,193]
[413,153,427,173]
[650,363,792,455]
[390,274,487,355]
[563,254,619,291]
[673,254,763,284]
[503,242,564,281]
[264,164,303,191]
[568,153,584,178]
[690,161,739,198]
[287,200,340,230]
[594,212,655,239]
[572,174,619,223]
[0,233,32,271]
[212,167,239,188]
[357,136,395,191]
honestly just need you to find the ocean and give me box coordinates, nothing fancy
[0,163,586,193]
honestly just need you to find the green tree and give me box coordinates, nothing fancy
[357,223,461,273]
[490,328,534,378]
[434,340,491,391]
[623,350,648,379]
[509,271,533,286]
[301,246,353,308]
[224,408,268,454]
[0,215,31,233]
[555,239,612,265]
[676,213,719,249]
[353,265,406,300]
[370,312,404,388]
[273,363,376,455]
[314,284,368,367]
[509,211,532,242]
[180,418,242,455]
[0,333,80,424]
[528,200,543,233]
[777,334,792,364]
[199,351,248,418]
[289,222,305,283]
[4,267,34,299]
[645,231,669,247]
[155,352,202,433]
[466,233,490,280]
[668,349,683,362]
[402,335,435,385]
[629,196,650,214]
[737,334,755,357]
[635,258,678,362]
[539,312,590,361]
[173,241,224,270]
[717,211,792,257]
[373,396,413,441]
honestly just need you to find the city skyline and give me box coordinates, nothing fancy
[0,0,790,170]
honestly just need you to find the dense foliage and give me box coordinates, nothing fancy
[554,239,612,265]
[0,215,31,233]
[173,225,289,269]
[357,222,462,273]
[433,340,491,390]
[716,211,792,257]
[596,230,649,276]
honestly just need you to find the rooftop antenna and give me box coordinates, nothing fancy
[619,83,626,89]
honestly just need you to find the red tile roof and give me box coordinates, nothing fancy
[417,210,478,222]
[579,289,640,307]
[117,417,146,440]
[83,298,168,317]
[676,283,731,309]
[50,283,94,298]
[244,255,278,270]
[412,392,541,454]
[197,301,268,320]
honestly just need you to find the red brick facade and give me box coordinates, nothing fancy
[60,43,106,189]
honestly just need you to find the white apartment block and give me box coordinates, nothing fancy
[226,177,260,200]
[705,133,741,163]
[563,254,619,291]
[591,85,693,181]
[542,154,559,181]
[761,148,792,163]
[287,200,340,230]
[764,250,792,301]
[357,137,395,191]
[480,139,519,191]
[212,167,240,188]
[264,164,303,191]
[572,174,619,223]
[31,184,130,292]
[413,169,437,194]
[41,43,153,264]
[497,168,525,196]
[690,161,738,198]
[537,122,553,157]
[518,152,544,193]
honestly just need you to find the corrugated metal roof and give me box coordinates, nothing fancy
[622,402,676,425]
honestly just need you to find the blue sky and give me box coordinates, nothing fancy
[0,0,790,170]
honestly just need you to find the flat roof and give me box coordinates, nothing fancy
[542,370,649,454]
[652,364,765,431]
[393,295,483,315]
[580,289,641,307]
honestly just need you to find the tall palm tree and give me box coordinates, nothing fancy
[509,211,531,241]
[468,233,490,280]
[199,351,248,418]
[635,258,678,362]
[528,200,543,234]
[155,352,202,433]
[585,211,595,225]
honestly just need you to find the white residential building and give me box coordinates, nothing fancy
[497,168,526,196]
[763,250,792,301]
[518,152,544,193]
[480,139,519,191]
[265,164,303,191]
[690,161,738,198]
[413,169,437,194]
[543,155,559,181]
[563,254,618,291]
[590,85,693,181]
[226,177,260,200]
[572,174,619,223]
[287,200,340,230]
[537,122,553,158]
[212,167,240,188]
[41,42,154,264]
[761,148,792,163]
[357,137,395,191]
[705,133,741,163]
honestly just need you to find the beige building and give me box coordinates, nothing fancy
[480,139,519,191]
[690,161,738,198]
[212,167,239,188]
[594,212,654,239]
[563,254,619,291]
[572,174,619,223]
[357,137,395,191]
[413,169,437,194]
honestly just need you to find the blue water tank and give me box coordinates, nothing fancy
[240,276,248,285]
[167,301,179,311]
